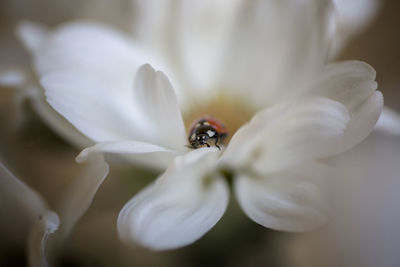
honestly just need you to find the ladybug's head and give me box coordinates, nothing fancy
[189,133,209,148]
[195,133,209,144]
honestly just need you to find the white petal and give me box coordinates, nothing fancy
[0,161,48,238]
[0,161,59,267]
[0,69,28,87]
[0,69,91,148]
[16,21,48,53]
[222,97,350,173]
[117,149,228,250]
[28,211,60,267]
[133,64,186,149]
[330,0,381,57]
[0,70,32,132]
[131,0,170,49]
[220,0,336,107]
[42,71,149,142]
[29,85,93,148]
[220,103,287,170]
[56,154,109,239]
[234,163,328,232]
[22,21,161,143]
[168,0,241,100]
[304,61,383,155]
[307,61,378,112]
[253,98,350,172]
[132,0,241,103]
[171,147,220,170]
[324,91,383,156]
[29,21,150,77]
[76,140,180,170]
[374,107,400,136]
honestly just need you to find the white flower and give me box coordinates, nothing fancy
[17,0,382,250]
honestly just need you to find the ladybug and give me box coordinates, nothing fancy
[188,117,228,150]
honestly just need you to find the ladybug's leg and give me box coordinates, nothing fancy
[214,135,221,151]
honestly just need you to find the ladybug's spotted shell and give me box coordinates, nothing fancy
[188,117,228,136]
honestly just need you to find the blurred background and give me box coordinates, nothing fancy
[0,0,399,266]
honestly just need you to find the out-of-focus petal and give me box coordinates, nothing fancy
[0,70,28,87]
[375,107,400,136]
[219,103,287,169]
[220,0,336,108]
[0,69,92,148]
[0,69,32,131]
[234,163,328,232]
[55,154,109,239]
[131,0,169,49]
[117,149,229,250]
[16,21,48,54]
[29,85,93,148]
[76,140,180,170]
[0,161,59,267]
[133,64,186,149]
[28,211,60,267]
[307,61,377,111]
[331,0,381,57]
[0,161,48,240]
[222,97,350,174]
[304,61,383,154]
[321,130,400,267]
[42,71,150,143]
[326,91,383,155]
[131,0,241,103]
[18,21,163,143]
[18,21,149,77]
